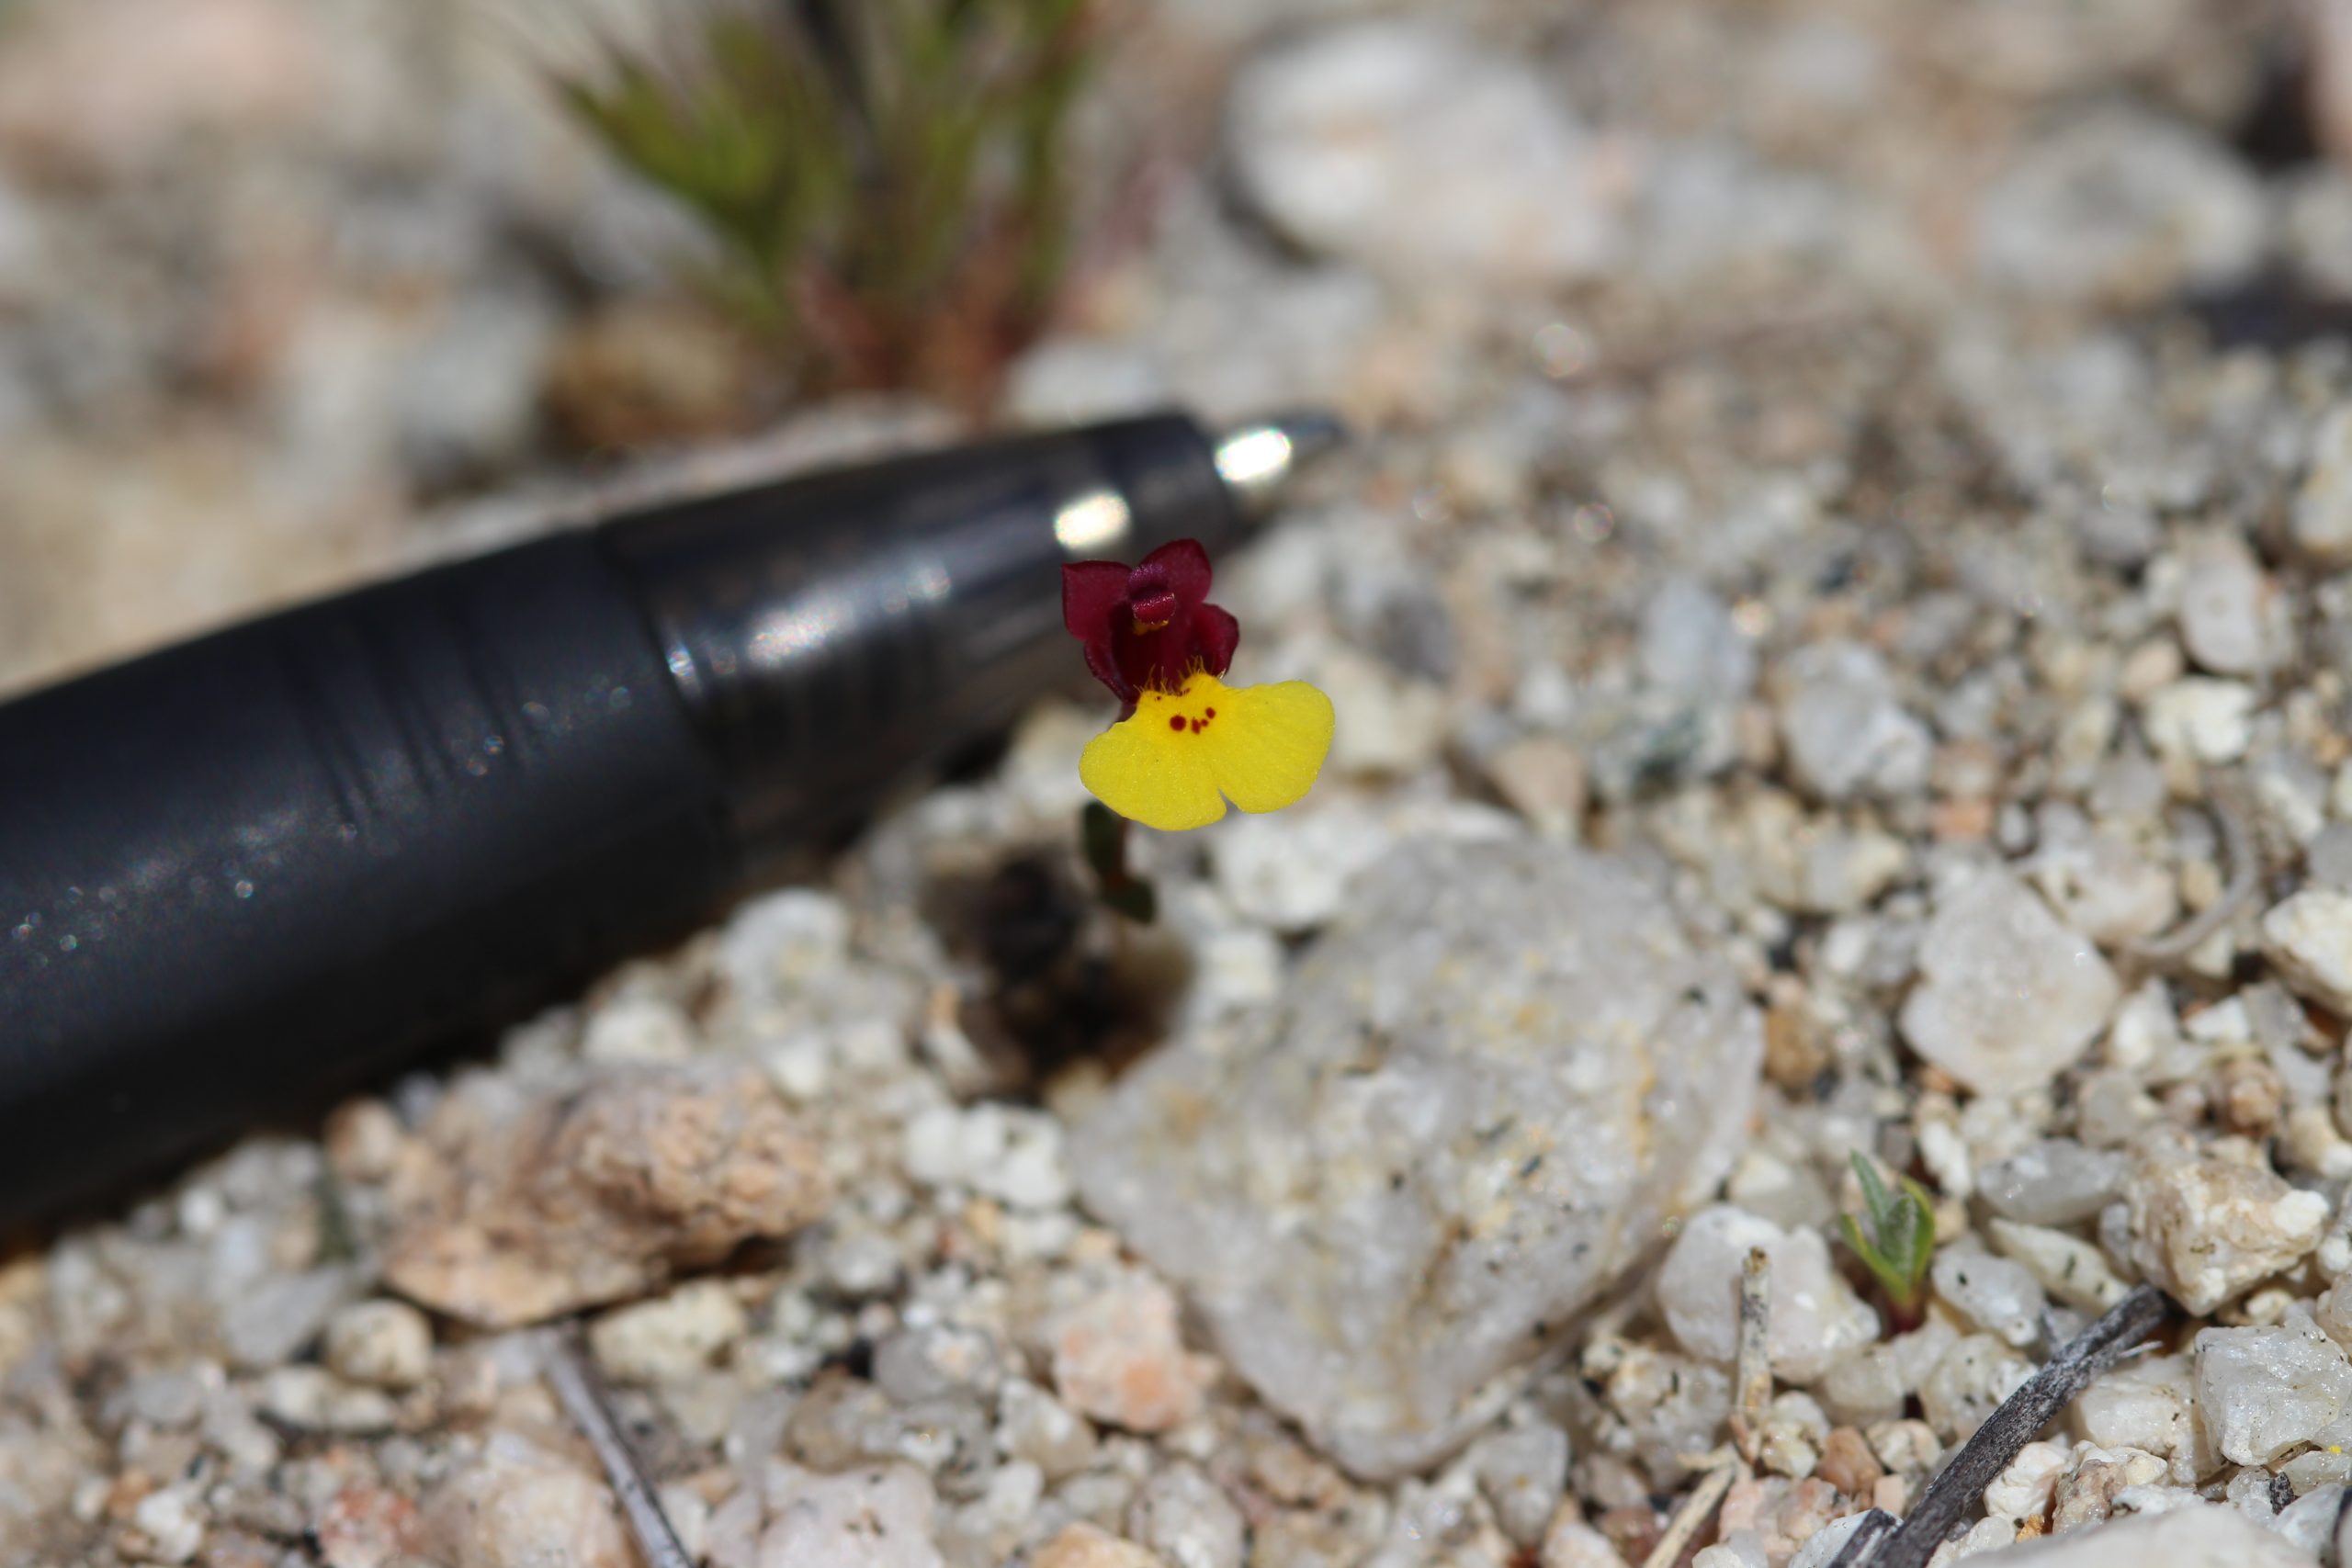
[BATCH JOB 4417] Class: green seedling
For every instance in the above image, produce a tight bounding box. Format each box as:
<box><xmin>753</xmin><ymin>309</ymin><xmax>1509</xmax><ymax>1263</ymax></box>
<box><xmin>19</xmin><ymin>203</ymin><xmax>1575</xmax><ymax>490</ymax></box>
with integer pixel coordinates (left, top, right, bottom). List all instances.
<box><xmin>1080</xmin><ymin>800</ymin><xmax>1156</xmax><ymax>924</ymax></box>
<box><xmin>559</xmin><ymin>0</ymin><xmax>1093</xmax><ymax>405</ymax></box>
<box><xmin>1842</xmin><ymin>1151</ymin><xmax>1935</xmax><ymax>1327</ymax></box>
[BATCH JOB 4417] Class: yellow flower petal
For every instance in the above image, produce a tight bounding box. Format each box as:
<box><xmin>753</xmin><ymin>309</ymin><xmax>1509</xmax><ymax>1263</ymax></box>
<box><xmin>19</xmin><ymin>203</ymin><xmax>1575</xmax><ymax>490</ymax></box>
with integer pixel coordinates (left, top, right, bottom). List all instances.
<box><xmin>1079</xmin><ymin>672</ymin><xmax>1335</xmax><ymax>832</ymax></box>
<box><xmin>1079</xmin><ymin>704</ymin><xmax>1227</xmax><ymax>831</ymax></box>
<box><xmin>1205</xmin><ymin>679</ymin><xmax>1336</xmax><ymax>813</ymax></box>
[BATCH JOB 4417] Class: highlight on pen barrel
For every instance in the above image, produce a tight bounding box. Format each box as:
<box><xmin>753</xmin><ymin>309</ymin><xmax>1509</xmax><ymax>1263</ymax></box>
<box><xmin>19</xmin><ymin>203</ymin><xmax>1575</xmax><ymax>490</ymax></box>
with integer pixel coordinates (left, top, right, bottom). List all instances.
<box><xmin>594</xmin><ymin>412</ymin><xmax>1279</xmax><ymax>847</ymax></box>
<box><xmin>1212</xmin><ymin>411</ymin><xmax>1349</xmax><ymax>521</ymax></box>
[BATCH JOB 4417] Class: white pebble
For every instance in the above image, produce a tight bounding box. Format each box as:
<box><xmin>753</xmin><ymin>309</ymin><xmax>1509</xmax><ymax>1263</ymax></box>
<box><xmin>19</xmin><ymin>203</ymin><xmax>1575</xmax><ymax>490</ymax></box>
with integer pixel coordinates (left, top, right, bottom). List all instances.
<box><xmin>1930</xmin><ymin>1249</ymin><xmax>2046</xmax><ymax>1348</ymax></box>
<box><xmin>1935</xmin><ymin>1517</ymin><xmax>2016</xmax><ymax>1562</ymax></box>
<box><xmin>823</xmin><ymin>1231</ymin><xmax>903</xmax><ymax>1298</ymax></box>
<box><xmin>1787</xmin><ymin>1512</ymin><xmax>1874</xmax><ymax>1568</ymax></box>
<box><xmin>1541</xmin><ymin>1515</ymin><xmax>1636</xmax><ymax>1568</ymax></box>
<box><xmin>980</xmin><ymin>1460</ymin><xmax>1045</xmax><ymax>1526</ymax></box>
<box><xmin>323</xmin><ymin>1299</ymin><xmax>434</xmax><ymax>1390</ymax></box>
<box><xmin>755</xmin><ymin>1462</ymin><xmax>944</xmax><ymax>1568</ymax></box>
<box><xmin>425</xmin><ymin>1437</ymin><xmax>636</xmax><ymax>1568</ymax></box>
<box><xmin>130</xmin><ymin>1485</ymin><xmax>207</xmax><ymax>1565</ymax></box>
<box><xmin>659</xmin><ymin>1485</ymin><xmax>711</xmax><ymax>1563</ymax></box>
<box><xmin>874</xmin><ymin>1324</ymin><xmax>1001</xmax><ymax>1404</ymax></box>
<box><xmin>1982</xmin><ymin>1439</ymin><xmax>2069</xmax><ymax>1522</ymax></box>
<box><xmin>1777</xmin><ymin>641</ymin><xmax>1931</xmax><ymax>803</ymax></box>
<box><xmin>588</xmin><ymin>1280</ymin><xmax>748</xmax><ymax>1385</ymax></box>
<box><xmin>1818</xmin><ymin>1319</ymin><xmax>1958</xmax><ymax>1427</ymax></box>
<box><xmin>1127</xmin><ymin>1463</ymin><xmax>1247</xmax><ymax>1568</ymax></box>
<box><xmin>1486</xmin><ymin>737</ymin><xmax>1589</xmax><ymax>840</ymax></box>
<box><xmin>2026</xmin><ymin>815</ymin><xmax>2177</xmax><ymax>949</ymax></box>
<box><xmin>1657</xmin><ymin>1206</ymin><xmax>1877</xmax><ymax>1382</ymax></box>
<box><xmin>2176</xmin><ymin>530</ymin><xmax>2286</xmax><ymax>677</ymax></box>
<box><xmin>2075</xmin><ymin>1352</ymin><xmax>2195</xmax><ymax>1461</ymax></box>
<box><xmin>1209</xmin><ymin>805</ymin><xmax>1392</xmax><ymax>933</ymax></box>
<box><xmin>2297</xmin><ymin>405</ymin><xmax>2352</xmax><ymax>566</ymax></box>
<box><xmin>2264</xmin><ymin>890</ymin><xmax>2352</xmax><ymax>1016</ymax></box>
<box><xmin>1465</xmin><ymin>1425</ymin><xmax>1570</xmax><ymax>1548</ymax></box>
<box><xmin>1973</xmin><ymin>109</ymin><xmax>2263</xmax><ymax>307</ymax></box>
<box><xmin>2274</xmin><ymin>1480</ymin><xmax>2349</xmax><ymax>1556</ymax></box>
<box><xmin>2124</xmin><ymin>1136</ymin><xmax>2328</xmax><ymax>1314</ymax></box>
<box><xmin>1899</xmin><ymin>870</ymin><xmax>2119</xmax><ymax>1097</ymax></box>
<box><xmin>2195</xmin><ymin>1321</ymin><xmax>2352</xmax><ymax>1464</ymax></box>
<box><xmin>902</xmin><ymin>1103</ymin><xmax>1072</xmax><ymax>1210</ymax></box>
<box><xmin>998</xmin><ymin>1378</ymin><xmax>1098</xmax><ymax>1481</ymax></box>
<box><xmin>2142</xmin><ymin>678</ymin><xmax>2256</xmax><ymax>765</ymax></box>
<box><xmin>1318</xmin><ymin>649</ymin><xmax>1448</xmax><ymax>776</ymax></box>
<box><xmin>581</xmin><ymin>995</ymin><xmax>696</xmax><ymax>1064</ymax></box>
<box><xmin>1976</xmin><ymin>1140</ymin><xmax>2127</xmax><ymax>1226</ymax></box>
<box><xmin>1228</xmin><ymin>20</ymin><xmax>1625</xmax><ymax>287</ymax></box>
<box><xmin>1984</xmin><ymin>1219</ymin><xmax>2127</xmax><ymax>1314</ymax></box>
<box><xmin>1919</xmin><ymin>1334</ymin><xmax>2033</xmax><ymax>1442</ymax></box>
<box><xmin>718</xmin><ymin>889</ymin><xmax>854</xmax><ymax>1009</ymax></box>
<box><xmin>257</xmin><ymin>1366</ymin><xmax>398</xmax><ymax>1434</ymax></box>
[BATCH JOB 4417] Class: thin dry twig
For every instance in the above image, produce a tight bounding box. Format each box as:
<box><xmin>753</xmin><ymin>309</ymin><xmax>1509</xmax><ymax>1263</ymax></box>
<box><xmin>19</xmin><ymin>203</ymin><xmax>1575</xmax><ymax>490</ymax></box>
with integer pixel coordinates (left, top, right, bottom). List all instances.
<box><xmin>1642</xmin><ymin>1451</ymin><xmax>1747</xmax><ymax>1568</ymax></box>
<box><xmin>1869</xmin><ymin>1285</ymin><xmax>2168</xmax><ymax>1568</ymax></box>
<box><xmin>542</xmin><ymin>1329</ymin><xmax>697</xmax><ymax>1568</ymax></box>
<box><xmin>2131</xmin><ymin>773</ymin><xmax>2256</xmax><ymax>967</ymax></box>
<box><xmin>1729</xmin><ymin>1246</ymin><xmax>1773</xmax><ymax>1463</ymax></box>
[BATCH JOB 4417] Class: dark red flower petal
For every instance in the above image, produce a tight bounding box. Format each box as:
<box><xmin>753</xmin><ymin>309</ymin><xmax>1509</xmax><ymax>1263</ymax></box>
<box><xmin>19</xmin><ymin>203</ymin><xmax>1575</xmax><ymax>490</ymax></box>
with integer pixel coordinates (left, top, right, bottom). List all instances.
<box><xmin>1082</xmin><ymin>637</ymin><xmax>1133</xmax><ymax>706</ymax></box>
<box><xmin>1063</xmin><ymin>540</ymin><xmax>1242</xmax><ymax>709</ymax></box>
<box><xmin>1109</xmin><ymin>620</ymin><xmax>1169</xmax><ymax>698</ymax></box>
<box><xmin>1193</xmin><ymin>604</ymin><xmax>1239</xmax><ymax>675</ymax></box>
<box><xmin>1136</xmin><ymin>538</ymin><xmax>1212</xmax><ymax>607</ymax></box>
<box><xmin>1062</xmin><ymin>560</ymin><xmax>1131</xmax><ymax>640</ymax></box>
<box><xmin>1129</xmin><ymin>587</ymin><xmax>1181</xmax><ymax>629</ymax></box>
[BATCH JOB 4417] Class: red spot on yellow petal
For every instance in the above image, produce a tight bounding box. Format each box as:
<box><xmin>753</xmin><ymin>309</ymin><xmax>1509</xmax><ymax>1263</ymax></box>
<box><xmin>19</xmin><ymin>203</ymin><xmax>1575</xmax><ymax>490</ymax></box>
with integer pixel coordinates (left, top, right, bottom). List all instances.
<box><xmin>1169</xmin><ymin>715</ymin><xmax>1186</xmax><ymax>731</ymax></box>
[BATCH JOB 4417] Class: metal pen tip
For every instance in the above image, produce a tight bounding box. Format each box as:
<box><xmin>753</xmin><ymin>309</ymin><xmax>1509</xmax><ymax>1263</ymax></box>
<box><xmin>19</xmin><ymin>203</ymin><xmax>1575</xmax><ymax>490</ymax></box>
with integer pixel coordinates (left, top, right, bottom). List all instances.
<box><xmin>1214</xmin><ymin>410</ymin><xmax>1349</xmax><ymax>522</ymax></box>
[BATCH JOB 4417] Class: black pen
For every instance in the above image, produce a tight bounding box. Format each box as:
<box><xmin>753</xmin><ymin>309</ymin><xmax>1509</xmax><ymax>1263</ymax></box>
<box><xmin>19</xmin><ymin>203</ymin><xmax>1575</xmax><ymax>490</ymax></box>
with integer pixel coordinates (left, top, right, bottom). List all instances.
<box><xmin>0</xmin><ymin>410</ymin><xmax>1339</xmax><ymax>1225</ymax></box>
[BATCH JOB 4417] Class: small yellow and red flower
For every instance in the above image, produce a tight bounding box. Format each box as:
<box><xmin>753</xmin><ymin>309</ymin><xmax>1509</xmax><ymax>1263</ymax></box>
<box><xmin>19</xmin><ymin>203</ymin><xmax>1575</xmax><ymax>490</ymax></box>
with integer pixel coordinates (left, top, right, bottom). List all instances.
<box><xmin>1062</xmin><ymin>540</ymin><xmax>1332</xmax><ymax>831</ymax></box>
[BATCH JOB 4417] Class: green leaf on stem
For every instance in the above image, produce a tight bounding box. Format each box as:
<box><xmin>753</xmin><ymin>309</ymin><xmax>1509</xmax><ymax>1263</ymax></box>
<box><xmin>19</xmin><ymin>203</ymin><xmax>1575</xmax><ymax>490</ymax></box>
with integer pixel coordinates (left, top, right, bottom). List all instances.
<box><xmin>1080</xmin><ymin>800</ymin><xmax>1156</xmax><ymax>925</ymax></box>
<box><xmin>1841</xmin><ymin>1151</ymin><xmax>1937</xmax><ymax>1317</ymax></box>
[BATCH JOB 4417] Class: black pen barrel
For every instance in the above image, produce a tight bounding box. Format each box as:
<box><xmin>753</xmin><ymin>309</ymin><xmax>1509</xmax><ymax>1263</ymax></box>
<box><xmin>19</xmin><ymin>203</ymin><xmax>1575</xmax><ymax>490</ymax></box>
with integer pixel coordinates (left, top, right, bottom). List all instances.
<box><xmin>0</xmin><ymin>532</ymin><xmax>735</xmax><ymax>1223</ymax></box>
<box><xmin>0</xmin><ymin>412</ymin><xmax>1242</xmax><ymax>1224</ymax></box>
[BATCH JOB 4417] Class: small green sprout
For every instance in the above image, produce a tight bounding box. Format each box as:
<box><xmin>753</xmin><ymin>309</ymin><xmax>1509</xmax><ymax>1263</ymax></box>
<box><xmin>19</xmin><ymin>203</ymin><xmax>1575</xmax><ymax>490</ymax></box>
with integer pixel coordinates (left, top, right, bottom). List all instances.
<box><xmin>1080</xmin><ymin>800</ymin><xmax>1156</xmax><ymax>924</ymax></box>
<box><xmin>1841</xmin><ymin>1152</ymin><xmax>1936</xmax><ymax>1325</ymax></box>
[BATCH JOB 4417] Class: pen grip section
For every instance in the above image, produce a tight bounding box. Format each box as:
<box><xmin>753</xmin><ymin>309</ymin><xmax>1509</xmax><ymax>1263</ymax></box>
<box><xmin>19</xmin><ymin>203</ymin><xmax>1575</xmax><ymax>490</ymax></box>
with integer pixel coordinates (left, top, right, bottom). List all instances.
<box><xmin>0</xmin><ymin>533</ymin><xmax>733</xmax><ymax>1222</ymax></box>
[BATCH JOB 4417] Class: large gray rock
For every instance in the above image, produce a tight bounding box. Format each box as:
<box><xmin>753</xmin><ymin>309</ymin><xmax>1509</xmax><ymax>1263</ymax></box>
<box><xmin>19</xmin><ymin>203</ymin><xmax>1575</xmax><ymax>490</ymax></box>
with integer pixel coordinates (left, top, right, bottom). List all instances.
<box><xmin>1072</xmin><ymin>841</ymin><xmax>1762</xmax><ymax>1478</ymax></box>
<box><xmin>1964</xmin><ymin>1504</ymin><xmax>2308</xmax><ymax>1566</ymax></box>
<box><xmin>2194</xmin><ymin>1321</ymin><xmax>2352</xmax><ymax>1465</ymax></box>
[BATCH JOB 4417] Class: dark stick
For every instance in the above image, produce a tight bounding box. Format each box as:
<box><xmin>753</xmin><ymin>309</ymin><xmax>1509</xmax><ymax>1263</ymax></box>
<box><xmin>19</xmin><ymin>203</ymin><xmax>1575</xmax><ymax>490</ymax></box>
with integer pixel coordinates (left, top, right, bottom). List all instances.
<box><xmin>1867</xmin><ymin>1285</ymin><xmax>2168</xmax><ymax>1568</ymax></box>
<box><xmin>542</xmin><ymin>1330</ymin><xmax>696</xmax><ymax>1568</ymax></box>
<box><xmin>1824</xmin><ymin>1508</ymin><xmax>1899</xmax><ymax>1568</ymax></box>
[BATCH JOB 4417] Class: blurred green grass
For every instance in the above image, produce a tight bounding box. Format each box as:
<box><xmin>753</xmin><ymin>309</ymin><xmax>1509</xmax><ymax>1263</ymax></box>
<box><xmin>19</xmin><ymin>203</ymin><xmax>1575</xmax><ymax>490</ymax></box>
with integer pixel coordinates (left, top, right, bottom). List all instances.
<box><xmin>562</xmin><ymin>0</ymin><xmax>1092</xmax><ymax>409</ymax></box>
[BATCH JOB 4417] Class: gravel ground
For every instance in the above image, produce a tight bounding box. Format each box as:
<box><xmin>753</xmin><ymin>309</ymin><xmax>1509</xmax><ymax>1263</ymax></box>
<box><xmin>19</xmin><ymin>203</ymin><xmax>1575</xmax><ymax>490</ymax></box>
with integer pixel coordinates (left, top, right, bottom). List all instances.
<box><xmin>20</xmin><ymin>0</ymin><xmax>2352</xmax><ymax>1565</ymax></box>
